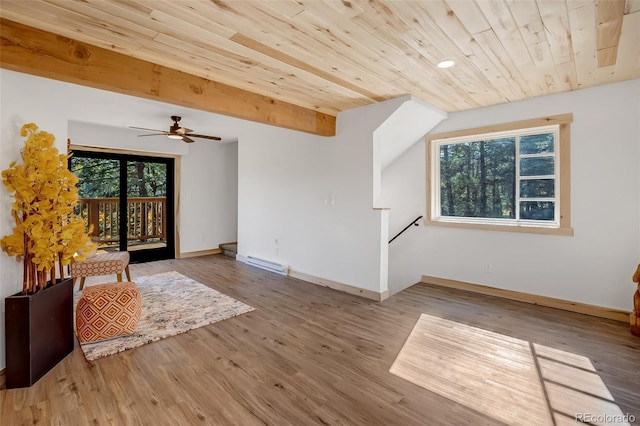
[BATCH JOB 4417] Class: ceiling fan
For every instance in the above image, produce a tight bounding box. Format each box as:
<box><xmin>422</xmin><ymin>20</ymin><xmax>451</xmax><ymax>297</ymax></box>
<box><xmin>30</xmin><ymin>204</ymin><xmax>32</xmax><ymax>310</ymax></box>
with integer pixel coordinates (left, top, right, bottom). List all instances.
<box><xmin>129</xmin><ymin>116</ymin><xmax>222</xmax><ymax>143</ymax></box>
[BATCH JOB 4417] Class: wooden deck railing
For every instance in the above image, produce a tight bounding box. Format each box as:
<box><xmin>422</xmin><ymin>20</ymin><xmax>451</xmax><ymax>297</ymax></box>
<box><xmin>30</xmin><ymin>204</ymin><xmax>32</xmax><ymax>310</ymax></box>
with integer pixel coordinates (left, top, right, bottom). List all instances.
<box><xmin>76</xmin><ymin>197</ymin><xmax>167</xmax><ymax>245</ymax></box>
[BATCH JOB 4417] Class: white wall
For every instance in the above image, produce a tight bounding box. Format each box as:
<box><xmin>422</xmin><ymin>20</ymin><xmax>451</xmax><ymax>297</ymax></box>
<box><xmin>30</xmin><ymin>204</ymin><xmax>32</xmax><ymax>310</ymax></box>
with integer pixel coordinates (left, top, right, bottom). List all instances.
<box><xmin>180</xmin><ymin>140</ymin><xmax>238</xmax><ymax>252</ymax></box>
<box><xmin>237</xmin><ymin>95</ymin><xmax>443</xmax><ymax>296</ymax></box>
<box><xmin>237</xmin><ymin>98</ymin><xmax>409</xmax><ymax>293</ymax></box>
<box><xmin>0</xmin><ymin>69</ymin><xmax>239</xmax><ymax>369</ymax></box>
<box><xmin>383</xmin><ymin>141</ymin><xmax>428</xmax><ymax>295</ymax></box>
<box><xmin>374</xmin><ymin>96</ymin><xmax>447</xmax><ymax>208</ymax></box>
<box><xmin>378</xmin><ymin>97</ymin><xmax>447</xmax><ymax>170</ymax></box>
<box><xmin>384</xmin><ymin>79</ymin><xmax>640</xmax><ymax>310</ymax></box>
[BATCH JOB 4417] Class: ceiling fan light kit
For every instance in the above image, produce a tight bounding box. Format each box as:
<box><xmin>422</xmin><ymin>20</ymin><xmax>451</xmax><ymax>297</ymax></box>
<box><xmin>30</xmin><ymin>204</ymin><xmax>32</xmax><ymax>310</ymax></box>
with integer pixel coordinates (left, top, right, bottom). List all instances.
<box><xmin>129</xmin><ymin>116</ymin><xmax>222</xmax><ymax>143</ymax></box>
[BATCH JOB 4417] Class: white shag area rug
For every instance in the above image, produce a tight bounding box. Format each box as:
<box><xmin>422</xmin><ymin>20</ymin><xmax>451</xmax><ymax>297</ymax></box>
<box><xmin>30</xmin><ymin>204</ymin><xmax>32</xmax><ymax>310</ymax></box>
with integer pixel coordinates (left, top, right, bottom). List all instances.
<box><xmin>73</xmin><ymin>271</ymin><xmax>255</xmax><ymax>362</ymax></box>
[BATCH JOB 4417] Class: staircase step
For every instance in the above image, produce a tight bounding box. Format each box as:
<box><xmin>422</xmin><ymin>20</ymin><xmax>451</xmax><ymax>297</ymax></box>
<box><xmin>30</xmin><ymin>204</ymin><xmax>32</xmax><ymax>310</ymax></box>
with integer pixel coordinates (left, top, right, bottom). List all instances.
<box><xmin>219</xmin><ymin>242</ymin><xmax>237</xmax><ymax>258</ymax></box>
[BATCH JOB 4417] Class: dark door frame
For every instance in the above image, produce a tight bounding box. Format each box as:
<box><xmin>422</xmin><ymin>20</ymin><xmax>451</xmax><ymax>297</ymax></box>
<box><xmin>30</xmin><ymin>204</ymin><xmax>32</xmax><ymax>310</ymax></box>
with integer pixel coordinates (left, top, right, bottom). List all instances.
<box><xmin>70</xmin><ymin>150</ymin><xmax>176</xmax><ymax>263</ymax></box>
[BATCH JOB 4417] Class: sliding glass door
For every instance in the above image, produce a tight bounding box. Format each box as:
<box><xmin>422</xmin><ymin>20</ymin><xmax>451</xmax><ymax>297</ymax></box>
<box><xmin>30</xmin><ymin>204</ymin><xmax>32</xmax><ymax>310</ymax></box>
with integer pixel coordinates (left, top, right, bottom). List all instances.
<box><xmin>70</xmin><ymin>150</ymin><xmax>175</xmax><ymax>263</ymax></box>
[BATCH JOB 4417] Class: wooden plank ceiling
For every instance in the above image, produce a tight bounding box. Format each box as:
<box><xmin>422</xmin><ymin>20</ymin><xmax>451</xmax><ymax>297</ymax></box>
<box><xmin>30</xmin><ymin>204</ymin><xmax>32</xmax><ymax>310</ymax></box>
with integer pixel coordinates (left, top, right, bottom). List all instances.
<box><xmin>1</xmin><ymin>0</ymin><xmax>639</xmax><ymax>118</ymax></box>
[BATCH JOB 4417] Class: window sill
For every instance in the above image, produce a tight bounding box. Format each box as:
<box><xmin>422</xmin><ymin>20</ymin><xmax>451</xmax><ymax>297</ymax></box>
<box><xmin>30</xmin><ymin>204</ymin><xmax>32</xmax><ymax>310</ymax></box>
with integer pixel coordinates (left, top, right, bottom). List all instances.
<box><xmin>425</xmin><ymin>218</ymin><xmax>574</xmax><ymax>236</ymax></box>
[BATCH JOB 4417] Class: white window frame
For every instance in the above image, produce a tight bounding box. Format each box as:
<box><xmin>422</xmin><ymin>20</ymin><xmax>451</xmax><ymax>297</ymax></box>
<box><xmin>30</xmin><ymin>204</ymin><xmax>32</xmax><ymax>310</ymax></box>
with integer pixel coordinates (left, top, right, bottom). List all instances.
<box><xmin>426</xmin><ymin>114</ymin><xmax>573</xmax><ymax>236</ymax></box>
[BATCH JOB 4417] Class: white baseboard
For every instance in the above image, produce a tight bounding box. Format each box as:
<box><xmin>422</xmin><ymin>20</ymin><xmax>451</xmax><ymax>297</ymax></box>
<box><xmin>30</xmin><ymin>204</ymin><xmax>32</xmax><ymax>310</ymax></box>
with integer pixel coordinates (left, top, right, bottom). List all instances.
<box><xmin>421</xmin><ymin>275</ymin><xmax>630</xmax><ymax>323</ymax></box>
<box><xmin>290</xmin><ymin>270</ymin><xmax>389</xmax><ymax>302</ymax></box>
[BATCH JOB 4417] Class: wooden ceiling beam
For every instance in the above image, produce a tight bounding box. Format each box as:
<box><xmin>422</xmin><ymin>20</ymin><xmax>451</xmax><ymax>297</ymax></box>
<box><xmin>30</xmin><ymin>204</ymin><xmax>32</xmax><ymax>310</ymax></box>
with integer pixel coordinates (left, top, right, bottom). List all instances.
<box><xmin>0</xmin><ymin>18</ymin><xmax>336</xmax><ymax>136</ymax></box>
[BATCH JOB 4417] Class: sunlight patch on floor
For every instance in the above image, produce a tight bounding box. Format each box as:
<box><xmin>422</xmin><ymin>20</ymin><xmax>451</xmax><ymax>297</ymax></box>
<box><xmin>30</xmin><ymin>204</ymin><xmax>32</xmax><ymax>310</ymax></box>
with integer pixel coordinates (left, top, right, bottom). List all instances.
<box><xmin>390</xmin><ymin>314</ymin><xmax>631</xmax><ymax>425</ymax></box>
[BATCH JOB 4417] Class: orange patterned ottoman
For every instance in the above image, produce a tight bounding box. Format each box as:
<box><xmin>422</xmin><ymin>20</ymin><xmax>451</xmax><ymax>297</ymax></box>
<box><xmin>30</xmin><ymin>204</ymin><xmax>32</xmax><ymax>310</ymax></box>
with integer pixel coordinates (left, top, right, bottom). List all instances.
<box><xmin>76</xmin><ymin>282</ymin><xmax>142</xmax><ymax>343</ymax></box>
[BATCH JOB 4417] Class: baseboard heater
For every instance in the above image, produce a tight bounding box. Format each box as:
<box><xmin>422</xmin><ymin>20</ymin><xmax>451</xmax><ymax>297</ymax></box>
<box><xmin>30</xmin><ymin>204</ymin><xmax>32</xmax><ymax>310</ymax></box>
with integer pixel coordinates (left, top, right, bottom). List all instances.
<box><xmin>245</xmin><ymin>256</ymin><xmax>289</xmax><ymax>275</ymax></box>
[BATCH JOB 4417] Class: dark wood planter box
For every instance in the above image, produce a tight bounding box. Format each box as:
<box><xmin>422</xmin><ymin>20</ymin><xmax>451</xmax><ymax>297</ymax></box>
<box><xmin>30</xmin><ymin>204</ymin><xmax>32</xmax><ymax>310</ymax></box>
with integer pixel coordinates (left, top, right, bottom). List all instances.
<box><xmin>5</xmin><ymin>277</ymin><xmax>74</xmax><ymax>389</ymax></box>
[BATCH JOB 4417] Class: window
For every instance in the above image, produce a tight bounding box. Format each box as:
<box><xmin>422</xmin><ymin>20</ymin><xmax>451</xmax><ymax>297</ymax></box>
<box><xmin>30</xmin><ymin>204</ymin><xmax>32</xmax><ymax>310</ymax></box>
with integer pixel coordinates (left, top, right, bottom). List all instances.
<box><xmin>426</xmin><ymin>114</ymin><xmax>573</xmax><ymax>236</ymax></box>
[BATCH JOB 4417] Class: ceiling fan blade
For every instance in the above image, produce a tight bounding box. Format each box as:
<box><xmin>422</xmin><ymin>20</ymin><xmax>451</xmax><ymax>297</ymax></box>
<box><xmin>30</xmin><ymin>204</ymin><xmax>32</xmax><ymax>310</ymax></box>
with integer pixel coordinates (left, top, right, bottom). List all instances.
<box><xmin>137</xmin><ymin>133</ymin><xmax>168</xmax><ymax>137</ymax></box>
<box><xmin>129</xmin><ymin>126</ymin><xmax>165</xmax><ymax>132</ymax></box>
<box><xmin>188</xmin><ymin>133</ymin><xmax>222</xmax><ymax>141</ymax></box>
<box><xmin>133</xmin><ymin>118</ymin><xmax>219</xmax><ymax>142</ymax></box>
<box><xmin>176</xmin><ymin>127</ymin><xmax>193</xmax><ymax>134</ymax></box>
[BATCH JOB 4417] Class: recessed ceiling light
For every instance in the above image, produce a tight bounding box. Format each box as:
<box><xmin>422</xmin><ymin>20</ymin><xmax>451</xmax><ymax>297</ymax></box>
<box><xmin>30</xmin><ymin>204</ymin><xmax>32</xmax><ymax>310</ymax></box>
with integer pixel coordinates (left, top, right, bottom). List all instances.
<box><xmin>437</xmin><ymin>60</ymin><xmax>455</xmax><ymax>69</ymax></box>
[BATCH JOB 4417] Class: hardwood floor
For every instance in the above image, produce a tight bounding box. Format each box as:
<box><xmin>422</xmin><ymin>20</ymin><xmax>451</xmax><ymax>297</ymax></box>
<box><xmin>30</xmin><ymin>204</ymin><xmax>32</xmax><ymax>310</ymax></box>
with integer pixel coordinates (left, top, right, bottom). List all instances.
<box><xmin>1</xmin><ymin>255</ymin><xmax>639</xmax><ymax>425</ymax></box>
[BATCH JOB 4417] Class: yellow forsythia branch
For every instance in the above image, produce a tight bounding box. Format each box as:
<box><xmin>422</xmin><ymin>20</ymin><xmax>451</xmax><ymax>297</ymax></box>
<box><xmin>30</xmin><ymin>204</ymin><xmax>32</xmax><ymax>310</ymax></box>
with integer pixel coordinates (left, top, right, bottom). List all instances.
<box><xmin>1</xmin><ymin>123</ymin><xmax>97</xmax><ymax>294</ymax></box>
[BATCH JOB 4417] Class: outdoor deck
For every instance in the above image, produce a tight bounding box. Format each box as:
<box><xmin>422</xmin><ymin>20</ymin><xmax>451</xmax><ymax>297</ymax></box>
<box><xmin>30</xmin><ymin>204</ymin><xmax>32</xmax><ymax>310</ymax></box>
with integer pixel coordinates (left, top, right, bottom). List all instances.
<box><xmin>77</xmin><ymin>197</ymin><xmax>167</xmax><ymax>250</ymax></box>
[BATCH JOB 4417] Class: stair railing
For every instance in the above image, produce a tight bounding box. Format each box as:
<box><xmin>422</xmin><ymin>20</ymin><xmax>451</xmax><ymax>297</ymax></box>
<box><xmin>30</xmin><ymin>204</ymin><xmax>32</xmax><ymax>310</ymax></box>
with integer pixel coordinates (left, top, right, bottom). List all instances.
<box><xmin>389</xmin><ymin>215</ymin><xmax>423</xmax><ymax>244</ymax></box>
